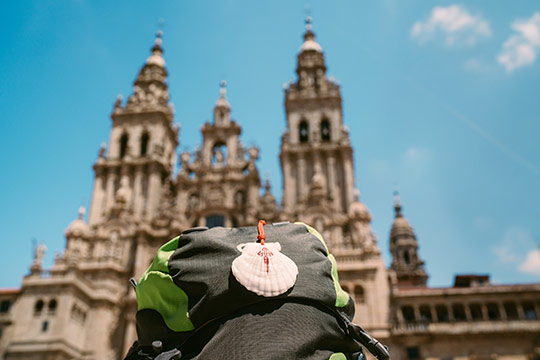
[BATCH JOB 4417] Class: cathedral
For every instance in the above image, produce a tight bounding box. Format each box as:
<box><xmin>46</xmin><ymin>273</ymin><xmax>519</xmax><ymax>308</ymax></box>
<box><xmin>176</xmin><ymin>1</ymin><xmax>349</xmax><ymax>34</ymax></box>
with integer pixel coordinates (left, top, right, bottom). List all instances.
<box><xmin>0</xmin><ymin>19</ymin><xmax>539</xmax><ymax>360</ymax></box>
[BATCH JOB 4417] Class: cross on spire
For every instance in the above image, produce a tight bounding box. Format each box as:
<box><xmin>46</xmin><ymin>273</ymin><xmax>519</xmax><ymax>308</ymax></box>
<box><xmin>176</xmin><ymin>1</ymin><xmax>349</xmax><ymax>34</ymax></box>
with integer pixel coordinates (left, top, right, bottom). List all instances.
<box><xmin>393</xmin><ymin>187</ymin><xmax>402</xmax><ymax>217</ymax></box>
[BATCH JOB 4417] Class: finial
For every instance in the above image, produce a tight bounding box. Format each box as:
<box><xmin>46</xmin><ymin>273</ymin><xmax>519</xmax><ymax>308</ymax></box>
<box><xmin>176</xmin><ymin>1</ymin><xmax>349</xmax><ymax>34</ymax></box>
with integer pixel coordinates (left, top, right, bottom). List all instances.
<box><xmin>264</xmin><ymin>171</ymin><xmax>271</xmax><ymax>192</ymax></box>
<box><xmin>304</xmin><ymin>5</ymin><xmax>312</xmax><ymax>31</ymax></box>
<box><xmin>219</xmin><ymin>80</ymin><xmax>227</xmax><ymax>97</ymax></box>
<box><xmin>302</xmin><ymin>10</ymin><xmax>316</xmax><ymax>42</ymax></box>
<box><xmin>114</xmin><ymin>93</ymin><xmax>123</xmax><ymax>109</ymax></box>
<box><xmin>155</xmin><ymin>18</ymin><xmax>165</xmax><ymax>47</ymax></box>
<box><xmin>151</xmin><ymin>20</ymin><xmax>164</xmax><ymax>54</ymax></box>
<box><xmin>305</xmin><ymin>15</ymin><xmax>312</xmax><ymax>31</ymax></box>
<box><xmin>353</xmin><ymin>188</ymin><xmax>360</xmax><ymax>201</ymax></box>
<box><xmin>155</xmin><ymin>30</ymin><xmax>163</xmax><ymax>46</ymax></box>
<box><xmin>78</xmin><ymin>205</ymin><xmax>86</xmax><ymax>220</ymax></box>
<box><xmin>393</xmin><ymin>186</ymin><xmax>402</xmax><ymax>217</ymax></box>
<box><xmin>99</xmin><ymin>141</ymin><xmax>106</xmax><ymax>158</ymax></box>
<box><xmin>147</xmin><ymin>25</ymin><xmax>166</xmax><ymax>66</ymax></box>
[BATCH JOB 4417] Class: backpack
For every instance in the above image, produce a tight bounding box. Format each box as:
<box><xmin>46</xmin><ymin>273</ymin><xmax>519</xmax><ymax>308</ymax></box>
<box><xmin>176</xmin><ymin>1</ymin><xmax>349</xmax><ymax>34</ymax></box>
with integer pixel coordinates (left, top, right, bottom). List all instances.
<box><xmin>125</xmin><ymin>221</ymin><xmax>389</xmax><ymax>360</ymax></box>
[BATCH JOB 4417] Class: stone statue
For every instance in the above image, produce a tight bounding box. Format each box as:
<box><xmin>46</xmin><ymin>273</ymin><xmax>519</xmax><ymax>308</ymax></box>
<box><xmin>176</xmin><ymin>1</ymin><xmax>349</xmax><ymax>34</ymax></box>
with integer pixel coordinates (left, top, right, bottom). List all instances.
<box><xmin>32</xmin><ymin>243</ymin><xmax>47</xmax><ymax>269</ymax></box>
<box><xmin>215</xmin><ymin>148</ymin><xmax>224</xmax><ymax>167</ymax></box>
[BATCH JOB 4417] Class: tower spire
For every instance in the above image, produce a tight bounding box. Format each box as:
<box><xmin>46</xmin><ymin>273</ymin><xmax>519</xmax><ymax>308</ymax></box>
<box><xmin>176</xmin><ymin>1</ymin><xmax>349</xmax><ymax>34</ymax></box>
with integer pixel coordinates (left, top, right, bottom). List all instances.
<box><xmin>389</xmin><ymin>192</ymin><xmax>428</xmax><ymax>287</ymax></box>
<box><xmin>300</xmin><ymin>15</ymin><xmax>322</xmax><ymax>52</ymax></box>
<box><xmin>146</xmin><ymin>29</ymin><xmax>165</xmax><ymax>67</ymax></box>
<box><xmin>214</xmin><ymin>80</ymin><xmax>231</xmax><ymax>125</ymax></box>
<box><xmin>393</xmin><ymin>188</ymin><xmax>403</xmax><ymax>218</ymax></box>
<box><xmin>122</xmin><ymin>29</ymin><xmax>171</xmax><ymax>115</ymax></box>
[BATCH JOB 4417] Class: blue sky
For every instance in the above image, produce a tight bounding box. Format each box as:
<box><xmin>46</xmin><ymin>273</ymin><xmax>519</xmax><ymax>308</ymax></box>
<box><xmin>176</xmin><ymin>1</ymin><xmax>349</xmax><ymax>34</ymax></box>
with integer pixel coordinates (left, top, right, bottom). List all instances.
<box><xmin>1</xmin><ymin>1</ymin><xmax>539</xmax><ymax>288</ymax></box>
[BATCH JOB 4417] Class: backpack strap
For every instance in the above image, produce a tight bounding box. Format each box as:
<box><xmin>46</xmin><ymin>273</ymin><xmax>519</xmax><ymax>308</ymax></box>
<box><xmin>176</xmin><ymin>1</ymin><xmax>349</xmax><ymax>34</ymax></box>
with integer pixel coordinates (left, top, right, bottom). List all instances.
<box><xmin>329</xmin><ymin>308</ymin><xmax>390</xmax><ymax>360</ymax></box>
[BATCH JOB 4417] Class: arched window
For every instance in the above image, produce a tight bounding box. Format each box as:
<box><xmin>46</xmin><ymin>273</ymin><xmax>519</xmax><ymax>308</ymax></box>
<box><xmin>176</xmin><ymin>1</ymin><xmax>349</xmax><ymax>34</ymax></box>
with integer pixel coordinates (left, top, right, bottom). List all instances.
<box><xmin>41</xmin><ymin>320</ymin><xmax>48</xmax><ymax>332</ymax></box>
<box><xmin>48</xmin><ymin>299</ymin><xmax>57</xmax><ymax>314</ymax></box>
<box><xmin>403</xmin><ymin>250</ymin><xmax>410</xmax><ymax>265</ymax></box>
<box><xmin>212</xmin><ymin>143</ymin><xmax>227</xmax><ymax>166</ymax></box>
<box><xmin>435</xmin><ymin>305</ymin><xmax>449</xmax><ymax>322</ymax></box>
<box><xmin>0</xmin><ymin>300</ymin><xmax>11</xmax><ymax>313</ymax></box>
<box><xmin>452</xmin><ymin>304</ymin><xmax>466</xmax><ymax>321</ymax></box>
<box><xmin>402</xmin><ymin>306</ymin><xmax>416</xmax><ymax>323</ymax></box>
<box><xmin>34</xmin><ymin>299</ymin><xmax>44</xmax><ymax>315</ymax></box>
<box><xmin>354</xmin><ymin>285</ymin><xmax>365</xmax><ymax>304</ymax></box>
<box><xmin>469</xmin><ymin>303</ymin><xmax>483</xmax><ymax>320</ymax></box>
<box><xmin>119</xmin><ymin>133</ymin><xmax>129</xmax><ymax>159</ymax></box>
<box><xmin>299</xmin><ymin>121</ymin><xmax>309</xmax><ymax>143</ymax></box>
<box><xmin>218</xmin><ymin>110</ymin><xmax>225</xmax><ymax>123</ymax></box>
<box><xmin>321</xmin><ymin>119</ymin><xmax>331</xmax><ymax>141</ymax></box>
<box><xmin>419</xmin><ymin>305</ymin><xmax>432</xmax><ymax>323</ymax></box>
<box><xmin>234</xmin><ymin>190</ymin><xmax>246</xmax><ymax>209</ymax></box>
<box><xmin>140</xmin><ymin>132</ymin><xmax>150</xmax><ymax>156</ymax></box>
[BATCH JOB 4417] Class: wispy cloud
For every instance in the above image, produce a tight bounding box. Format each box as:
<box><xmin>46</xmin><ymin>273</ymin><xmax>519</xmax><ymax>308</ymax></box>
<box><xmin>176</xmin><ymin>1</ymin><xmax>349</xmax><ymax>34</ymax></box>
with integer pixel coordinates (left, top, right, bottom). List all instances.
<box><xmin>493</xmin><ymin>226</ymin><xmax>540</xmax><ymax>275</ymax></box>
<box><xmin>497</xmin><ymin>13</ymin><xmax>540</xmax><ymax>72</ymax></box>
<box><xmin>493</xmin><ymin>247</ymin><xmax>521</xmax><ymax>264</ymax></box>
<box><xmin>463</xmin><ymin>57</ymin><xmax>498</xmax><ymax>74</ymax></box>
<box><xmin>519</xmin><ymin>249</ymin><xmax>540</xmax><ymax>275</ymax></box>
<box><xmin>411</xmin><ymin>5</ymin><xmax>491</xmax><ymax>47</ymax></box>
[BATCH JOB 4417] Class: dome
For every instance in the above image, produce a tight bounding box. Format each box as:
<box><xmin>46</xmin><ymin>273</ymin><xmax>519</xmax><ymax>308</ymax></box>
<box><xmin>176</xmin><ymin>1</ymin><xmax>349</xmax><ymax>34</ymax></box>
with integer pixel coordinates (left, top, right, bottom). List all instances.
<box><xmin>390</xmin><ymin>217</ymin><xmax>414</xmax><ymax>239</ymax></box>
<box><xmin>300</xmin><ymin>16</ymin><xmax>323</xmax><ymax>53</ymax></box>
<box><xmin>146</xmin><ymin>53</ymin><xmax>165</xmax><ymax>67</ymax></box>
<box><xmin>348</xmin><ymin>201</ymin><xmax>371</xmax><ymax>221</ymax></box>
<box><xmin>65</xmin><ymin>206</ymin><xmax>89</xmax><ymax>238</ymax></box>
<box><xmin>299</xmin><ymin>39</ymin><xmax>322</xmax><ymax>53</ymax></box>
<box><xmin>146</xmin><ymin>30</ymin><xmax>166</xmax><ymax>67</ymax></box>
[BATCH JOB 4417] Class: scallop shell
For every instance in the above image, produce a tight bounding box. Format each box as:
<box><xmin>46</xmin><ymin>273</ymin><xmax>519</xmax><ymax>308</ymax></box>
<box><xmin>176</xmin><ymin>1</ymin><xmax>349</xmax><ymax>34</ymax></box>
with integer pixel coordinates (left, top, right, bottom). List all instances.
<box><xmin>231</xmin><ymin>242</ymin><xmax>298</xmax><ymax>297</ymax></box>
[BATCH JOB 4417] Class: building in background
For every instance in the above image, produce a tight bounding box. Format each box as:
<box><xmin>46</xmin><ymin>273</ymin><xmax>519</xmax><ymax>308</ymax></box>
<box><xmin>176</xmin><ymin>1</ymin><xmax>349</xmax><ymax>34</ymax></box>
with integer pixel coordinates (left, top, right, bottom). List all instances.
<box><xmin>0</xmin><ymin>19</ymin><xmax>538</xmax><ymax>360</ymax></box>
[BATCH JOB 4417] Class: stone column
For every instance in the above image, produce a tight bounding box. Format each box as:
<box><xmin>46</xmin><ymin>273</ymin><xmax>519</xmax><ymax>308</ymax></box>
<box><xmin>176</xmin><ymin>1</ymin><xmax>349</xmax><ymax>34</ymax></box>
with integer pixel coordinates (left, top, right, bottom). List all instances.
<box><xmin>121</xmin><ymin>164</ymin><xmax>132</xmax><ymax>204</ymax></box>
<box><xmin>133</xmin><ymin>237</ymin><xmax>146</xmax><ymax>279</ymax></box>
<box><xmin>281</xmin><ymin>153</ymin><xmax>292</xmax><ymax>213</ymax></box>
<box><xmin>413</xmin><ymin>305</ymin><xmax>421</xmax><ymax>324</ymax></box>
<box><xmin>88</xmin><ymin>172</ymin><xmax>105</xmax><ymax>226</ymax></box>
<box><xmin>133</xmin><ymin>167</ymin><xmax>144</xmax><ymax>218</ymax></box>
<box><xmin>226</xmin><ymin>135</ymin><xmax>237</xmax><ymax>165</ymax></box>
<box><xmin>498</xmin><ymin>302</ymin><xmax>507</xmax><ymax>321</ymax></box>
<box><xmin>447</xmin><ymin>304</ymin><xmax>455</xmax><ymax>322</ymax></box>
<box><xmin>481</xmin><ymin>303</ymin><xmax>489</xmax><ymax>321</ymax></box>
<box><xmin>464</xmin><ymin>303</ymin><xmax>472</xmax><ymax>321</ymax></box>
<box><xmin>396</xmin><ymin>307</ymin><xmax>405</xmax><ymax>324</ymax></box>
<box><xmin>106</xmin><ymin>171</ymin><xmax>117</xmax><ymax>212</ymax></box>
<box><xmin>430</xmin><ymin>306</ymin><xmax>437</xmax><ymax>323</ymax></box>
<box><xmin>146</xmin><ymin>164</ymin><xmax>161</xmax><ymax>220</ymax></box>
<box><xmin>516</xmin><ymin>302</ymin><xmax>525</xmax><ymax>320</ymax></box>
<box><xmin>123</xmin><ymin>318</ymin><xmax>137</xmax><ymax>355</ymax></box>
<box><xmin>298</xmin><ymin>154</ymin><xmax>306</xmax><ymax>202</ymax></box>
<box><xmin>343</xmin><ymin>151</ymin><xmax>354</xmax><ymax>210</ymax></box>
<box><xmin>326</xmin><ymin>154</ymin><xmax>338</xmax><ymax>209</ymax></box>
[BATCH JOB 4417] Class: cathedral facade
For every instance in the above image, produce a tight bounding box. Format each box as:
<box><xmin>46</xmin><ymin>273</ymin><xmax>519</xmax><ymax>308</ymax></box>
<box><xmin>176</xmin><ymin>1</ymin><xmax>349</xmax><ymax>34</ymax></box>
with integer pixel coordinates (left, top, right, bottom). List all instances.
<box><xmin>0</xmin><ymin>20</ymin><xmax>539</xmax><ymax>360</ymax></box>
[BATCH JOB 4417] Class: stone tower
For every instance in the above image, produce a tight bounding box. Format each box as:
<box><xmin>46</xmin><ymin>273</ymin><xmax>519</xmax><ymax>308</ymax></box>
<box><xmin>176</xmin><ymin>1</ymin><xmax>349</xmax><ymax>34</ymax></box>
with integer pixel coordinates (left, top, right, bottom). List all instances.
<box><xmin>1</xmin><ymin>31</ymin><xmax>181</xmax><ymax>360</ymax></box>
<box><xmin>279</xmin><ymin>17</ymin><xmax>390</xmax><ymax>335</ymax></box>
<box><xmin>389</xmin><ymin>192</ymin><xmax>428</xmax><ymax>287</ymax></box>
<box><xmin>89</xmin><ymin>30</ymin><xmax>178</xmax><ymax>227</ymax></box>
<box><xmin>176</xmin><ymin>81</ymin><xmax>278</xmax><ymax>228</ymax></box>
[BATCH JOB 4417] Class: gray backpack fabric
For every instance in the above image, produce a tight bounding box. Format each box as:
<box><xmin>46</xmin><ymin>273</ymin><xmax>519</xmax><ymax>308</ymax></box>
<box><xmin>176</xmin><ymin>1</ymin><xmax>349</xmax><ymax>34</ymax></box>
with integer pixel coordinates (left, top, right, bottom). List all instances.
<box><xmin>126</xmin><ymin>222</ymin><xmax>389</xmax><ymax>360</ymax></box>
